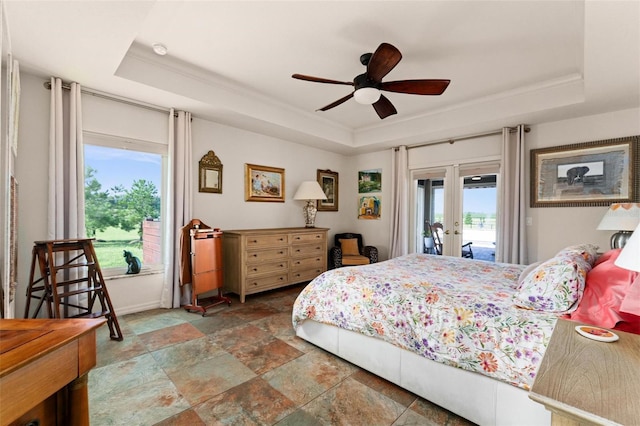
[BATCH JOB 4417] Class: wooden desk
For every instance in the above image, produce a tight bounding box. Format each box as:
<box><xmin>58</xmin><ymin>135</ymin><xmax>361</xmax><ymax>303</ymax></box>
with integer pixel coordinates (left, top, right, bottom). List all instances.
<box><xmin>530</xmin><ymin>319</ymin><xmax>640</xmax><ymax>425</ymax></box>
<box><xmin>0</xmin><ymin>318</ymin><xmax>105</xmax><ymax>426</ymax></box>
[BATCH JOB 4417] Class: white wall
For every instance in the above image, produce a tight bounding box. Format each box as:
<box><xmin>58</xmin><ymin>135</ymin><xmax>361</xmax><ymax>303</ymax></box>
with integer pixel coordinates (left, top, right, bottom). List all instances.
<box><xmin>525</xmin><ymin>108</ymin><xmax>640</xmax><ymax>261</ymax></box>
<box><xmin>13</xmin><ymin>70</ymin><xmax>640</xmax><ymax>316</ymax></box>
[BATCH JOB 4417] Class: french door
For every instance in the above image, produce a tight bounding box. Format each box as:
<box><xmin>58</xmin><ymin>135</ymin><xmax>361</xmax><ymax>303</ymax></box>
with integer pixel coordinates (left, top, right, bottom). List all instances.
<box><xmin>412</xmin><ymin>162</ymin><xmax>499</xmax><ymax>258</ymax></box>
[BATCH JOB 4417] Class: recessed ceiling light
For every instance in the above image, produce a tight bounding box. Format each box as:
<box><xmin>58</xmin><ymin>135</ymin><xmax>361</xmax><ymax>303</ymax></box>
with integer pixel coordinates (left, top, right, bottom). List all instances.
<box><xmin>152</xmin><ymin>43</ymin><xmax>168</xmax><ymax>56</ymax></box>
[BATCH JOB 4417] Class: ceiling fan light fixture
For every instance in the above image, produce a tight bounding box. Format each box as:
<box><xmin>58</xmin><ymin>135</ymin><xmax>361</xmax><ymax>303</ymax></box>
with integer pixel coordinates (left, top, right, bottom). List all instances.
<box><xmin>353</xmin><ymin>87</ymin><xmax>381</xmax><ymax>105</ymax></box>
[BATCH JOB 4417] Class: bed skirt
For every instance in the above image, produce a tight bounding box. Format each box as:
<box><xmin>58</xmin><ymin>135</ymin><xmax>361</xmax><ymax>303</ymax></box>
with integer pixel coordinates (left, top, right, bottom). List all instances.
<box><xmin>296</xmin><ymin>319</ymin><xmax>551</xmax><ymax>426</ymax></box>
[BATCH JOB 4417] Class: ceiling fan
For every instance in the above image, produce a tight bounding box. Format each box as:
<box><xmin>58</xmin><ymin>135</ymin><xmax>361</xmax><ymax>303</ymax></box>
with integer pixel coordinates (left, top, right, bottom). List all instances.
<box><xmin>292</xmin><ymin>42</ymin><xmax>450</xmax><ymax>119</ymax></box>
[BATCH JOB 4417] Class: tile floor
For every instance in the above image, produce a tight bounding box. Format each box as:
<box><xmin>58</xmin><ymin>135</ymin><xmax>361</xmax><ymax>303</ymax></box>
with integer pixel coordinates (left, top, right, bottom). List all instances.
<box><xmin>90</xmin><ymin>284</ymin><xmax>475</xmax><ymax>425</ymax></box>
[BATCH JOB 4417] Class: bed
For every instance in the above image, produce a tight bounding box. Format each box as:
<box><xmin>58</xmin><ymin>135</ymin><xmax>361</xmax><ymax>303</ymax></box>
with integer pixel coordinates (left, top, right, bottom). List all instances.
<box><xmin>292</xmin><ymin>247</ymin><xmax>599</xmax><ymax>425</ymax></box>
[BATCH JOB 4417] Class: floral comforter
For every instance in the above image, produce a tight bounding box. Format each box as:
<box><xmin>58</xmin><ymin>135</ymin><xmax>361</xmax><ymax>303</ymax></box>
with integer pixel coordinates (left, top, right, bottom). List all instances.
<box><xmin>292</xmin><ymin>253</ymin><xmax>559</xmax><ymax>390</ymax></box>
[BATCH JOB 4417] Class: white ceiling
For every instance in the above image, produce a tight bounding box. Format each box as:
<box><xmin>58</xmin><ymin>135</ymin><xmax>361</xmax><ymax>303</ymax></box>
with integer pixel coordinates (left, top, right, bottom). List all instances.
<box><xmin>4</xmin><ymin>1</ymin><xmax>639</xmax><ymax>154</ymax></box>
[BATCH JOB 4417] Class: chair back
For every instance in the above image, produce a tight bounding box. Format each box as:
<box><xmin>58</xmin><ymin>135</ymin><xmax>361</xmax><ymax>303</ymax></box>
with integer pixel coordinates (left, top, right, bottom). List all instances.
<box><xmin>431</xmin><ymin>223</ymin><xmax>444</xmax><ymax>255</ymax></box>
<box><xmin>334</xmin><ymin>233</ymin><xmax>364</xmax><ymax>254</ymax></box>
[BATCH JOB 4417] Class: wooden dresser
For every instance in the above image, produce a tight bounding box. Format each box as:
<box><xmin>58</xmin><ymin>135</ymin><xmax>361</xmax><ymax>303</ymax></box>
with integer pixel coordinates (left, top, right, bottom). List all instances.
<box><xmin>222</xmin><ymin>227</ymin><xmax>328</xmax><ymax>302</ymax></box>
<box><xmin>530</xmin><ymin>319</ymin><xmax>640</xmax><ymax>425</ymax></box>
<box><xmin>0</xmin><ymin>318</ymin><xmax>105</xmax><ymax>426</ymax></box>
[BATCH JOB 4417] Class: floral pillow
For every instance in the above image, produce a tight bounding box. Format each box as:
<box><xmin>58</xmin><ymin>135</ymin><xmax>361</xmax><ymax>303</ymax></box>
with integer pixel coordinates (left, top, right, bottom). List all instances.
<box><xmin>555</xmin><ymin>243</ymin><xmax>599</xmax><ymax>266</ymax></box>
<box><xmin>514</xmin><ymin>253</ymin><xmax>592</xmax><ymax>313</ymax></box>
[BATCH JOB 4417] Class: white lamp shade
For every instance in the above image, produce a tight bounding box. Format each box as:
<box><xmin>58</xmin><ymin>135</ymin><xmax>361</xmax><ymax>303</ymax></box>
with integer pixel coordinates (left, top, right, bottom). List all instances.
<box><xmin>615</xmin><ymin>223</ymin><xmax>640</xmax><ymax>272</ymax></box>
<box><xmin>353</xmin><ymin>87</ymin><xmax>381</xmax><ymax>105</ymax></box>
<box><xmin>597</xmin><ymin>203</ymin><xmax>640</xmax><ymax>231</ymax></box>
<box><xmin>293</xmin><ymin>181</ymin><xmax>327</xmax><ymax>200</ymax></box>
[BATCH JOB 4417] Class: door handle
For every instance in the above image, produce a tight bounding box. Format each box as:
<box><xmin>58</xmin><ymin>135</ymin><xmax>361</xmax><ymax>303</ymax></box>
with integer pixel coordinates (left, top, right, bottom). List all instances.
<box><xmin>454</xmin><ymin>230</ymin><xmax>461</xmax><ymax>235</ymax></box>
<box><xmin>444</xmin><ymin>230</ymin><xmax>450</xmax><ymax>235</ymax></box>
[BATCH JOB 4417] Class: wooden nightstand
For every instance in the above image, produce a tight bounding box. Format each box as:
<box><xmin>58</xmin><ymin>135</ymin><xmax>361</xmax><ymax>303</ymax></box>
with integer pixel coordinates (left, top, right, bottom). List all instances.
<box><xmin>530</xmin><ymin>319</ymin><xmax>640</xmax><ymax>425</ymax></box>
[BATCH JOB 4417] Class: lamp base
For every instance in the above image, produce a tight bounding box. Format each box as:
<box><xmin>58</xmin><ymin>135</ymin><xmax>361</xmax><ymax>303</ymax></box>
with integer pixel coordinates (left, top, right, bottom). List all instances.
<box><xmin>610</xmin><ymin>230</ymin><xmax>633</xmax><ymax>249</ymax></box>
<box><xmin>302</xmin><ymin>201</ymin><xmax>317</xmax><ymax>228</ymax></box>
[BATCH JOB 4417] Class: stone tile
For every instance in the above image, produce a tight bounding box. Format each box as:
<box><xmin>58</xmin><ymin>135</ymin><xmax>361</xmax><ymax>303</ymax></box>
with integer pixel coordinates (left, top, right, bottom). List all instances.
<box><xmin>392</xmin><ymin>408</ymin><xmax>442</xmax><ymax>426</ymax></box>
<box><xmin>153</xmin><ymin>409</ymin><xmax>207</xmax><ymax>426</ymax></box>
<box><xmin>214</xmin><ymin>324</ymin><xmax>303</xmax><ymax>375</ymax></box>
<box><xmin>190</xmin><ymin>312</ymin><xmax>247</xmax><ymax>335</ymax></box>
<box><xmin>351</xmin><ymin>369</ymin><xmax>417</xmax><ymax>408</ymax></box>
<box><xmin>89</xmin><ymin>353</ymin><xmax>189</xmax><ymax>425</ymax></box>
<box><xmin>251</xmin><ymin>312</ymin><xmax>296</xmax><ymax>339</ymax></box>
<box><xmin>151</xmin><ymin>336</ymin><xmax>226</xmax><ymax>371</ymax></box>
<box><xmin>409</xmin><ymin>398</ymin><xmax>475</xmax><ymax>425</ymax></box>
<box><xmin>194</xmin><ymin>376</ymin><xmax>297</xmax><ymax>425</ymax></box>
<box><xmin>124</xmin><ymin>310</ymin><xmax>189</xmax><ymax>335</ymax></box>
<box><xmin>139</xmin><ymin>322</ymin><xmax>205</xmax><ymax>352</ymax></box>
<box><xmin>164</xmin><ymin>352</ymin><xmax>257</xmax><ymax>405</ymax></box>
<box><xmin>220</xmin><ymin>302</ymin><xmax>281</xmax><ymax>322</ymax></box>
<box><xmin>296</xmin><ymin>377</ymin><xmax>407</xmax><ymax>425</ymax></box>
<box><xmin>95</xmin><ymin>321</ymin><xmax>147</xmax><ymax>368</ymax></box>
<box><xmin>263</xmin><ymin>349</ymin><xmax>358</xmax><ymax>405</ymax></box>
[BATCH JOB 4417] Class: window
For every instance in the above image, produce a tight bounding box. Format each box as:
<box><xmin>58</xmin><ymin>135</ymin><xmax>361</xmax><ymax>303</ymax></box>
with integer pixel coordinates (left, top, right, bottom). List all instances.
<box><xmin>84</xmin><ymin>135</ymin><xmax>166</xmax><ymax>274</ymax></box>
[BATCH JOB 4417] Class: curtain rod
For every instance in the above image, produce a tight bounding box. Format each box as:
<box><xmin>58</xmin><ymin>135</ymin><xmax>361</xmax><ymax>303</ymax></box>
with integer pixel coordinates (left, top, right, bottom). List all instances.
<box><xmin>400</xmin><ymin>125</ymin><xmax>531</xmax><ymax>151</ymax></box>
<box><xmin>43</xmin><ymin>80</ymin><xmax>174</xmax><ymax>116</ymax></box>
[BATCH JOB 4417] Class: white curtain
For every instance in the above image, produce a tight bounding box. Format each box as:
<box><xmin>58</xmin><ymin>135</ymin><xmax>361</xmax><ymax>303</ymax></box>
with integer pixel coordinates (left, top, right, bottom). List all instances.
<box><xmin>47</xmin><ymin>77</ymin><xmax>86</xmax><ymax>315</ymax></box>
<box><xmin>496</xmin><ymin>125</ymin><xmax>527</xmax><ymax>264</ymax></box>
<box><xmin>389</xmin><ymin>146</ymin><xmax>409</xmax><ymax>258</ymax></box>
<box><xmin>162</xmin><ymin>110</ymin><xmax>193</xmax><ymax>308</ymax></box>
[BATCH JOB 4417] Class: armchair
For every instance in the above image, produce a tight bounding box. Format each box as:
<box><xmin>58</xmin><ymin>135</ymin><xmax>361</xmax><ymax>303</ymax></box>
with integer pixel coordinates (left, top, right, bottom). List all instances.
<box><xmin>329</xmin><ymin>233</ymin><xmax>378</xmax><ymax>269</ymax></box>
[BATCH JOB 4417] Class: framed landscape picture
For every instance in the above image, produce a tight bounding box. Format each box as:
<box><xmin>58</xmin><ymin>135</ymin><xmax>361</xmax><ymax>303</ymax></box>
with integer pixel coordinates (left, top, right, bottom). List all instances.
<box><xmin>530</xmin><ymin>136</ymin><xmax>639</xmax><ymax>207</ymax></box>
<box><xmin>358</xmin><ymin>169</ymin><xmax>382</xmax><ymax>193</ymax></box>
<box><xmin>245</xmin><ymin>163</ymin><xmax>285</xmax><ymax>202</ymax></box>
<box><xmin>317</xmin><ymin>169</ymin><xmax>338</xmax><ymax>211</ymax></box>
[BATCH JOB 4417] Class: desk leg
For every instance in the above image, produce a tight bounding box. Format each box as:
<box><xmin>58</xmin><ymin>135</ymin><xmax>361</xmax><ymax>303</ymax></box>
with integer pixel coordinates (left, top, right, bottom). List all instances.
<box><xmin>69</xmin><ymin>374</ymin><xmax>90</xmax><ymax>426</ymax></box>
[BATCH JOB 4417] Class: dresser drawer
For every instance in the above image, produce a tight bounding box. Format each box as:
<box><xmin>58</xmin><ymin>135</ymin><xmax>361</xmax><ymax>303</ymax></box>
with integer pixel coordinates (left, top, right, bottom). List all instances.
<box><xmin>291</xmin><ymin>255</ymin><xmax>324</xmax><ymax>271</ymax></box>
<box><xmin>245</xmin><ymin>234</ymin><xmax>288</xmax><ymax>248</ymax></box>
<box><xmin>246</xmin><ymin>260</ymin><xmax>288</xmax><ymax>277</ymax></box>
<box><xmin>291</xmin><ymin>232</ymin><xmax>325</xmax><ymax>244</ymax></box>
<box><xmin>291</xmin><ymin>243</ymin><xmax>324</xmax><ymax>258</ymax></box>
<box><xmin>290</xmin><ymin>267</ymin><xmax>325</xmax><ymax>283</ymax></box>
<box><xmin>246</xmin><ymin>247</ymin><xmax>288</xmax><ymax>264</ymax></box>
<box><xmin>245</xmin><ymin>273</ymin><xmax>288</xmax><ymax>293</ymax></box>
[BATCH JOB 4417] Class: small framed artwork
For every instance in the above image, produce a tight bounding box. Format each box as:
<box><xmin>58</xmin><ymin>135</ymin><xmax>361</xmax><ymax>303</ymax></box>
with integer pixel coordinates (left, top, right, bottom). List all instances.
<box><xmin>530</xmin><ymin>135</ymin><xmax>639</xmax><ymax>207</ymax></box>
<box><xmin>358</xmin><ymin>169</ymin><xmax>382</xmax><ymax>193</ymax></box>
<box><xmin>198</xmin><ymin>150</ymin><xmax>223</xmax><ymax>193</ymax></box>
<box><xmin>358</xmin><ymin>195</ymin><xmax>381</xmax><ymax>220</ymax></box>
<box><xmin>317</xmin><ymin>169</ymin><xmax>338</xmax><ymax>211</ymax></box>
<box><xmin>245</xmin><ymin>163</ymin><xmax>285</xmax><ymax>202</ymax></box>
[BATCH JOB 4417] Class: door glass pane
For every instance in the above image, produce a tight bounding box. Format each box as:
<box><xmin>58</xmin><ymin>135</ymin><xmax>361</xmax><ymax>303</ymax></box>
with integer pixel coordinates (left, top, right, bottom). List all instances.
<box><xmin>461</xmin><ymin>174</ymin><xmax>497</xmax><ymax>262</ymax></box>
<box><xmin>417</xmin><ymin>177</ymin><xmax>445</xmax><ymax>255</ymax></box>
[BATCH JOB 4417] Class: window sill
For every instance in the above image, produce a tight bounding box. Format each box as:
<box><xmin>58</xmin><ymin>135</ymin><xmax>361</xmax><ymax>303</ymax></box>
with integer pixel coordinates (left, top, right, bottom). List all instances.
<box><xmin>102</xmin><ymin>268</ymin><xmax>164</xmax><ymax>281</ymax></box>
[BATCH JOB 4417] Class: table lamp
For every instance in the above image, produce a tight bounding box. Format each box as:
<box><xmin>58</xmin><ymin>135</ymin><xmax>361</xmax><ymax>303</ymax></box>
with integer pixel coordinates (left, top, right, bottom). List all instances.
<box><xmin>615</xmin><ymin>222</ymin><xmax>640</xmax><ymax>272</ymax></box>
<box><xmin>597</xmin><ymin>203</ymin><xmax>640</xmax><ymax>249</ymax></box>
<box><xmin>293</xmin><ymin>181</ymin><xmax>327</xmax><ymax>228</ymax></box>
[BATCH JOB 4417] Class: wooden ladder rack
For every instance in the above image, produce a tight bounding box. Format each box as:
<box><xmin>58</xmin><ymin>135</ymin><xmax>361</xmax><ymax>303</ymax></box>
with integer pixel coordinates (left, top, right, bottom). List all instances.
<box><xmin>24</xmin><ymin>238</ymin><xmax>123</xmax><ymax>341</ymax></box>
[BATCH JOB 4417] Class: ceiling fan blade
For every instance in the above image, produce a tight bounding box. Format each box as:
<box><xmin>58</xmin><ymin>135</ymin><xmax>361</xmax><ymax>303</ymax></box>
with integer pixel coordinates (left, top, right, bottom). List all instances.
<box><xmin>381</xmin><ymin>79</ymin><xmax>451</xmax><ymax>95</ymax></box>
<box><xmin>292</xmin><ymin>74</ymin><xmax>354</xmax><ymax>86</ymax></box>
<box><xmin>372</xmin><ymin>94</ymin><xmax>397</xmax><ymax>119</ymax></box>
<box><xmin>367</xmin><ymin>43</ymin><xmax>402</xmax><ymax>83</ymax></box>
<box><xmin>317</xmin><ymin>92</ymin><xmax>354</xmax><ymax>111</ymax></box>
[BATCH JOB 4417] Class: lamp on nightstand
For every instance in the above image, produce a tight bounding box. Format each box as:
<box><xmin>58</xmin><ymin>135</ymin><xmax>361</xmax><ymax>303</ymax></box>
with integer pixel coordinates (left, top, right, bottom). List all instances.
<box><xmin>615</xmin><ymin>223</ymin><xmax>640</xmax><ymax>272</ymax></box>
<box><xmin>293</xmin><ymin>181</ymin><xmax>327</xmax><ymax>228</ymax></box>
<box><xmin>597</xmin><ymin>203</ymin><xmax>640</xmax><ymax>249</ymax></box>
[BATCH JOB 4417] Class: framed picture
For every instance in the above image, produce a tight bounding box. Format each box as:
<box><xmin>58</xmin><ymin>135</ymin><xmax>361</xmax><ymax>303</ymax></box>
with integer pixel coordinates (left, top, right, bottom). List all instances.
<box><xmin>358</xmin><ymin>195</ymin><xmax>381</xmax><ymax>220</ymax></box>
<box><xmin>245</xmin><ymin>163</ymin><xmax>285</xmax><ymax>202</ymax></box>
<box><xmin>358</xmin><ymin>169</ymin><xmax>382</xmax><ymax>193</ymax></box>
<box><xmin>317</xmin><ymin>169</ymin><xmax>338</xmax><ymax>211</ymax></box>
<box><xmin>530</xmin><ymin>135</ymin><xmax>639</xmax><ymax>207</ymax></box>
<box><xmin>198</xmin><ymin>150</ymin><xmax>223</xmax><ymax>194</ymax></box>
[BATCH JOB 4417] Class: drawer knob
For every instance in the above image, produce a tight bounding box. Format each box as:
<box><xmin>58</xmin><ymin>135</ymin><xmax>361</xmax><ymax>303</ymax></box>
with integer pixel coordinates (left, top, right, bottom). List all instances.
<box><xmin>252</xmin><ymin>254</ymin><xmax>258</xmax><ymax>257</ymax></box>
<box><xmin>252</xmin><ymin>282</ymin><xmax>258</xmax><ymax>286</ymax></box>
<box><xmin>253</xmin><ymin>268</ymin><xmax>258</xmax><ymax>271</ymax></box>
<box><xmin>251</xmin><ymin>239</ymin><xmax>258</xmax><ymax>243</ymax></box>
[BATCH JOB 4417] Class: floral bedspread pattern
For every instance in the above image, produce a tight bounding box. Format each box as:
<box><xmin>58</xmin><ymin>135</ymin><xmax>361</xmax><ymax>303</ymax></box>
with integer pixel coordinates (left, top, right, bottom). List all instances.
<box><xmin>292</xmin><ymin>253</ymin><xmax>559</xmax><ymax>390</ymax></box>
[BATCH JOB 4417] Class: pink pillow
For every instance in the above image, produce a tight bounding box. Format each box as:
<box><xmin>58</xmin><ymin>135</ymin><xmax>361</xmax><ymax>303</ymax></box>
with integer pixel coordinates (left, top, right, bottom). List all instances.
<box><xmin>567</xmin><ymin>249</ymin><xmax>640</xmax><ymax>331</ymax></box>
